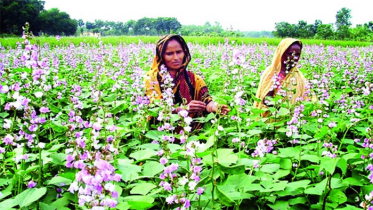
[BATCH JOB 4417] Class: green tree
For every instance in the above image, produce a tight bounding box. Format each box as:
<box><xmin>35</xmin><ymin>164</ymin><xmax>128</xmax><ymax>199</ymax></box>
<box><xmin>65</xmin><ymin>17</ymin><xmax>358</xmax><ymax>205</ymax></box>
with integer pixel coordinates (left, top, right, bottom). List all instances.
<box><xmin>315</xmin><ymin>24</ymin><xmax>335</xmax><ymax>40</ymax></box>
<box><xmin>311</xmin><ymin>20</ymin><xmax>322</xmax><ymax>36</ymax></box>
<box><xmin>36</xmin><ymin>8</ymin><xmax>77</xmax><ymax>36</ymax></box>
<box><xmin>134</xmin><ymin>17</ymin><xmax>152</xmax><ymax>35</ymax></box>
<box><xmin>335</xmin><ymin>7</ymin><xmax>352</xmax><ymax>39</ymax></box>
<box><xmin>274</xmin><ymin>22</ymin><xmax>297</xmax><ymax>38</ymax></box>
<box><xmin>86</xmin><ymin>21</ymin><xmax>95</xmax><ymax>31</ymax></box>
<box><xmin>0</xmin><ymin>0</ymin><xmax>44</xmax><ymax>35</ymax></box>
<box><xmin>77</xmin><ymin>19</ymin><xmax>84</xmax><ymax>35</ymax></box>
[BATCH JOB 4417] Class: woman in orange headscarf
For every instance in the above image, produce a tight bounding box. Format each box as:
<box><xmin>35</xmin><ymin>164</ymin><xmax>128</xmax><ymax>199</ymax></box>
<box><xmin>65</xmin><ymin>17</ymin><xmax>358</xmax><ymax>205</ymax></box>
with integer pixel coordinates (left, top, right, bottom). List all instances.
<box><xmin>145</xmin><ymin>34</ymin><xmax>229</xmax><ymax>130</ymax></box>
<box><xmin>254</xmin><ymin>38</ymin><xmax>308</xmax><ymax>117</ymax></box>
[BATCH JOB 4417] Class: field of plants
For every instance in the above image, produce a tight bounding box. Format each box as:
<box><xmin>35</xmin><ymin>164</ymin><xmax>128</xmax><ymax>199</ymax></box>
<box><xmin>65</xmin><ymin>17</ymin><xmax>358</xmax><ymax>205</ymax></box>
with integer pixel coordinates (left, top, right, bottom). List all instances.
<box><xmin>0</xmin><ymin>34</ymin><xmax>372</xmax><ymax>210</ymax></box>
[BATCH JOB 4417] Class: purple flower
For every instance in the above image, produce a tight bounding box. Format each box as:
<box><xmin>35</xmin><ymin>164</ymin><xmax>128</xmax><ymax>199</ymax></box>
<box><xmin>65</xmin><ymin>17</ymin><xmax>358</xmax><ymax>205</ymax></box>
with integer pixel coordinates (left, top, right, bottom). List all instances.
<box><xmin>166</xmin><ymin>195</ymin><xmax>177</xmax><ymax>204</ymax></box>
<box><xmin>39</xmin><ymin>107</ymin><xmax>50</xmax><ymax>113</ymax></box>
<box><xmin>197</xmin><ymin>187</ymin><xmax>205</xmax><ymax>195</ymax></box>
<box><xmin>29</xmin><ymin>124</ymin><xmax>38</xmax><ymax>132</ymax></box>
<box><xmin>27</xmin><ymin>180</ymin><xmax>37</xmax><ymax>188</ymax></box>
<box><xmin>160</xmin><ymin>157</ymin><xmax>168</xmax><ymax>165</ymax></box>
<box><xmin>328</xmin><ymin>122</ymin><xmax>337</xmax><ymax>128</ymax></box>
<box><xmin>3</xmin><ymin>134</ymin><xmax>14</xmax><ymax>145</ymax></box>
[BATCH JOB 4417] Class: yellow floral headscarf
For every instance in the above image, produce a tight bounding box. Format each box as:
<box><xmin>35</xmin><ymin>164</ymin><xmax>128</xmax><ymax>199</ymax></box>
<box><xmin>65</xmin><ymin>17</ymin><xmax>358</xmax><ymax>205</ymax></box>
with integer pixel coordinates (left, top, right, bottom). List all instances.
<box><xmin>253</xmin><ymin>38</ymin><xmax>307</xmax><ymax>117</ymax></box>
<box><xmin>145</xmin><ymin>34</ymin><xmax>211</xmax><ymax>106</ymax></box>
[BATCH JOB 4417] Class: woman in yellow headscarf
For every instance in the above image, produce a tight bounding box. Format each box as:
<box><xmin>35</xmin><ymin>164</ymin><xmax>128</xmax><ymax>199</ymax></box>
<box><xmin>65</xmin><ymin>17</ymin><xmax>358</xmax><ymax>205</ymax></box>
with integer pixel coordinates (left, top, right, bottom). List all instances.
<box><xmin>145</xmin><ymin>34</ymin><xmax>229</xmax><ymax>130</ymax></box>
<box><xmin>253</xmin><ymin>38</ymin><xmax>308</xmax><ymax>117</ymax></box>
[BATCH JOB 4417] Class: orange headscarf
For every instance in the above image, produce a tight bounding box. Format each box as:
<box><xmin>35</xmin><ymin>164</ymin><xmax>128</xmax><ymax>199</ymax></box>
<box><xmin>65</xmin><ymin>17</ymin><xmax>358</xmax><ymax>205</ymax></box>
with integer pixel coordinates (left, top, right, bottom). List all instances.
<box><xmin>253</xmin><ymin>38</ymin><xmax>307</xmax><ymax>117</ymax></box>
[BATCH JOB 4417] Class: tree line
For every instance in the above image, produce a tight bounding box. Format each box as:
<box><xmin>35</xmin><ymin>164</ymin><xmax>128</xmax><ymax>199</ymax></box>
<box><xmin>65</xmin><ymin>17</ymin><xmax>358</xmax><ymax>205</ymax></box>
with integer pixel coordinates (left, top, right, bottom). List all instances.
<box><xmin>273</xmin><ymin>8</ymin><xmax>373</xmax><ymax>41</ymax></box>
<box><xmin>80</xmin><ymin>18</ymin><xmax>243</xmax><ymax>37</ymax></box>
<box><xmin>0</xmin><ymin>0</ymin><xmax>242</xmax><ymax>37</ymax></box>
<box><xmin>1</xmin><ymin>1</ymin><xmax>372</xmax><ymax>40</ymax></box>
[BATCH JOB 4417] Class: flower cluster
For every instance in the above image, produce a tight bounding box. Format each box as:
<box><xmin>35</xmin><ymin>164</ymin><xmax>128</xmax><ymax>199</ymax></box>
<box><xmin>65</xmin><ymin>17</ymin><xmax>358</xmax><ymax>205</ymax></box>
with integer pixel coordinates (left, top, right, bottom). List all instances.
<box><xmin>251</xmin><ymin>138</ymin><xmax>277</xmax><ymax>158</ymax></box>
<box><xmin>286</xmin><ymin>104</ymin><xmax>305</xmax><ymax>137</ymax></box>
<box><xmin>321</xmin><ymin>142</ymin><xmax>338</xmax><ymax>158</ymax></box>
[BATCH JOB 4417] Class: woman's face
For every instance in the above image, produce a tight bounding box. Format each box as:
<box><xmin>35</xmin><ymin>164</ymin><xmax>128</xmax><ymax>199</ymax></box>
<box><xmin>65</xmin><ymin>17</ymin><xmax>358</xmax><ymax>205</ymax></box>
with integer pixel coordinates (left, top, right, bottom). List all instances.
<box><xmin>163</xmin><ymin>39</ymin><xmax>185</xmax><ymax>71</ymax></box>
<box><xmin>282</xmin><ymin>43</ymin><xmax>301</xmax><ymax>68</ymax></box>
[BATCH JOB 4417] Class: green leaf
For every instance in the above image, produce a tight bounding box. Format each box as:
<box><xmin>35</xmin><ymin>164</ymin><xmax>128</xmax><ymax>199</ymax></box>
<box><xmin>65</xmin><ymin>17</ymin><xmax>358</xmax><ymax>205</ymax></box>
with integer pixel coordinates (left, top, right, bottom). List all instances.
<box><xmin>267</xmin><ymin>200</ymin><xmax>290</xmax><ymax>210</ymax></box>
<box><xmin>142</xmin><ymin>161</ymin><xmax>164</xmax><ymax>177</ymax></box>
<box><xmin>273</xmin><ymin>169</ymin><xmax>290</xmax><ymax>179</ymax></box>
<box><xmin>260</xmin><ymin>181</ymin><xmax>288</xmax><ymax>193</ymax></box>
<box><xmin>225</xmin><ymin>174</ymin><xmax>256</xmax><ymax>189</ymax></box>
<box><xmin>344</xmin><ymin>177</ymin><xmax>364</xmax><ymax>186</ymax></box>
<box><xmin>51</xmin><ymin>197</ymin><xmax>70</xmax><ymax>209</ymax></box>
<box><xmin>144</xmin><ymin>130</ymin><xmax>164</xmax><ymax>141</ymax></box>
<box><xmin>278</xmin><ymin>147</ymin><xmax>301</xmax><ymax>158</ymax></box>
<box><xmin>279</xmin><ymin>107</ymin><xmax>290</xmax><ymax>116</ymax></box>
<box><xmin>260</xmin><ymin>164</ymin><xmax>280</xmax><ymax>173</ymax></box>
<box><xmin>327</xmin><ymin>189</ymin><xmax>347</xmax><ymax>205</ymax></box>
<box><xmin>14</xmin><ymin>187</ymin><xmax>47</xmax><ymax>207</ymax></box>
<box><xmin>247</xmin><ymin>129</ymin><xmax>262</xmax><ymax>136</ymax></box>
<box><xmin>48</xmin><ymin>144</ymin><xmax>65</xmax><ymax>152</ymax></box>
<box><xmin>279</xmin><ymin>158</ymin><xmax>292</xmax><ymax>170</ymax></box>
<box><xmin>320</xmin><ymin>157</ymin><xmax>338</xmax><ymax>174</ymax></box>
<box><xmin>314</xmin><ymin>126</ymin><xmax>328</xmax><ymax>139</ymax></box>
<box><xmin>217</xmin><ymin>163</ymin><xmax>245</xmax><ymax>174</ymax></box>
<box><xmin>0</xmin><ymin>112</ymin><xmax>9</xmax><ymax>118</ymax></box>
<box><xmin>216</xmin><ymin>186</ymin><xmax>235</xmax><ymax>207</ymax></box>
<box><xmin>288</xmin><ymin>197</ymin><xmax>307</xmax><ymax>205</ymax></box>
<box><xmin>47</xmin><ymin>176</ymin><xmax>72</xmax><ymax>186</ymax></box>
<box><xmin>50</xmin><ymin>153</ymin><xmax>66</xmax><ymax>165</ymax></box>
<box><xmin>0</xmin><ymin>182</ymin><xmax>13</xmax><ymax>200</ymax></box>
<box><xmin>48</xmin><ymin>104</ymin><xmax>60</xmax><ymax>113</ymax></box>
<box><xmin>123</xmin><ymin>196</ymin><xmax>155</xmax><ymax>209</ymax></box>
<box><xmin>337</xmin><ymin>158</ymin><xmax>347</xmax><ymax>175</ymax></box>
<box><xmin>50</xmin><ymin>122</ymin><xmax>67</xmax><ymax>133</ymax></box>
<box><xmin>300</xmin><ymin>154</ymin><xmax>320</xmax><ymax>163</ymax></box>
<box><xmin>305</xmin><ymin>179</ymin><xmax>327</xmax><ymax>195</ymax></box>
<box><xmin>39</xmin><ymin>202</ymin><xmax>56</xmax><ymax>210</ymax></box>
<box><xmin>197</xmin><ymin>135</ymin><xmax>215</xmax><ymax>153</ymax></box>
<box><xmin>117</xmin><ymin>159</ymin><xmax>142</xmax><ymax>182</ymax></box>
<box><xmin>103</xmin><ymin>94</ymin><xmax>117</xmax><ymax>102</ymax></box>
<box><xmin>130</xmin><ymin>183</ymin><xmax>157</xmax><ymax>195</ymax></box>
<box><xmin>0</xmin><ymin>199</ymin><xmax>17</xmax><ymax>209</ymax></box>
<box><xmin>130</xmin><ymin>149</ymin><xmax>156</xmax><ymax>161</ymax></box>
<box><xmin>217</xmin><ymin>149</ymin><xmax>238</xmax><ymax>165</ymax></box>
<box><xmin>196</xmin><ymin>175</ymin><xmax>211</xmax><ymax>188</ymax></box>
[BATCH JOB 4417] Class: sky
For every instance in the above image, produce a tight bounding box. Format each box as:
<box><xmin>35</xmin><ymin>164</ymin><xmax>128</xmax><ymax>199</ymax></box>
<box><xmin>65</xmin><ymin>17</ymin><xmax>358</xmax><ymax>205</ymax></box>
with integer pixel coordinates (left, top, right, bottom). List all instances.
<box><xmin>43</xmin><ymin>0</ymin><xmax>372</xmax><ymax>32</ymax></box>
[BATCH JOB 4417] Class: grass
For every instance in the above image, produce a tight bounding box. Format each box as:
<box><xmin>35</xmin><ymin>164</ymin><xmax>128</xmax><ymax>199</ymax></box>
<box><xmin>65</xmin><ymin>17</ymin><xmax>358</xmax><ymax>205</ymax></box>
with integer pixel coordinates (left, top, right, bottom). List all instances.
<box><xmin>1</xmin><ymin>35</ymin><xmax>372</xmax><ymax>49</ymax></box>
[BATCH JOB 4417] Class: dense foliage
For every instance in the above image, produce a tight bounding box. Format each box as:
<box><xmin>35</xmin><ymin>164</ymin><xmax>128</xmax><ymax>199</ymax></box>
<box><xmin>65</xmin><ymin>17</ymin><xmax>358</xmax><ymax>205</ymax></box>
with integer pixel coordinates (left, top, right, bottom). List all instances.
<box><xmin>0</xmin><ymin>31</ymin><xmax>373</xmax><ymax>210</ymax></box>
<box><xmin>273</xmin><ymin>8</ymin><xmax>373</xmax><ymax>41</ymax></box>
<box><xmin>0</xmin><ymin>0</ymin><xmax>77</xmax><ymax>37</ymax></box>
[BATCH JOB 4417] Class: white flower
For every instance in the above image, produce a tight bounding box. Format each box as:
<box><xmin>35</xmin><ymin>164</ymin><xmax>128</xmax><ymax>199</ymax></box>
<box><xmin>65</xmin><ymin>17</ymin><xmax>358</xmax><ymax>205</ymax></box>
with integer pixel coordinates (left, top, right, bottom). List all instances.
<box><xmin>0</xmin><ymin>85</ymin><xmax>9</xmax><ymax>93</ymax></box>
<box><xmin>179</xmin><ymin>176</ymin><xmax>188</xmax><ymax>186</ymax></box>
<box><xmin>184</xmin><ymin>117</ymin><xmax>193</xmax><ymax>125</ymax></box>
<box><xmin>34</xmin><ymin>91</ymin><xmax>43</xmax><ymax>98</ymax></box>
<box><xmin>38</xmin><ymin>142</ymin><xmax>46</xmax><ymax>149</ymax></box>
<box><xmin>3</xmin><ymin>119</ymin><xmax>12</xmax><ymax>129</ymax></box>
<box><xmin>188</xmin><ymin>181</ymin><xmax>197</xmax><ymax>190</ymax></box>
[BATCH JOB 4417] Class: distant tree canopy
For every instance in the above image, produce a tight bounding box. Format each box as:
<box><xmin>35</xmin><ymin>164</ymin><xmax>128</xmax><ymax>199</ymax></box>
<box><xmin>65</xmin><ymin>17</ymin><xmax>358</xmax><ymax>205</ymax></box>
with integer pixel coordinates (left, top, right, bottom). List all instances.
<box><xmin>0</xmin><ymin>0</ymin><xmax>44</xmax><ymax>35</ymax></box>
<box><xmin>1</xmin><ymin>3</ymin><xmax>371</xmax><ymax>41</ymax></box>
<box><xmin>0</xmin><ymin>0</ymin><xmax>77</xmax><ymax>36</ymax></box>
<box><xmin>36</xmin><ymin>8</ymin><xmax>77</xmax><ymax>36</ymax></box>
<box><xmin>273</xmin><ymin>7</ymin><xmax>373</xmax><ymax>41</ymax></box>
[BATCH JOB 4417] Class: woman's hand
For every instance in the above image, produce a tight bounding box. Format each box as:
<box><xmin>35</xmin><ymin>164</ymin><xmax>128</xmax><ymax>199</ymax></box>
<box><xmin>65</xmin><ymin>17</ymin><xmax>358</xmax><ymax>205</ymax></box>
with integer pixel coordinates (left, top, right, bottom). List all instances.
<box><xmin>187</xmin><ymin>100</ymin><xmax>207</xmax><ymax>113</ymax></box>
<box><xmin>206</xmin><ymin>101</ymin><xmax>230</xmax><ymax>115</ymax></box>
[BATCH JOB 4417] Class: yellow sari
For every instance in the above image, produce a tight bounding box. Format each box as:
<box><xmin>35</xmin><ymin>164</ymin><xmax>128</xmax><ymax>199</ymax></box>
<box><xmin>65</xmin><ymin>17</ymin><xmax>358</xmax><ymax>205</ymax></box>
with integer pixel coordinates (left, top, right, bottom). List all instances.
<box><xmin>253</xmin><ymin>38</ymin><xmax>307</xmax><ymax>117</ymax></box>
